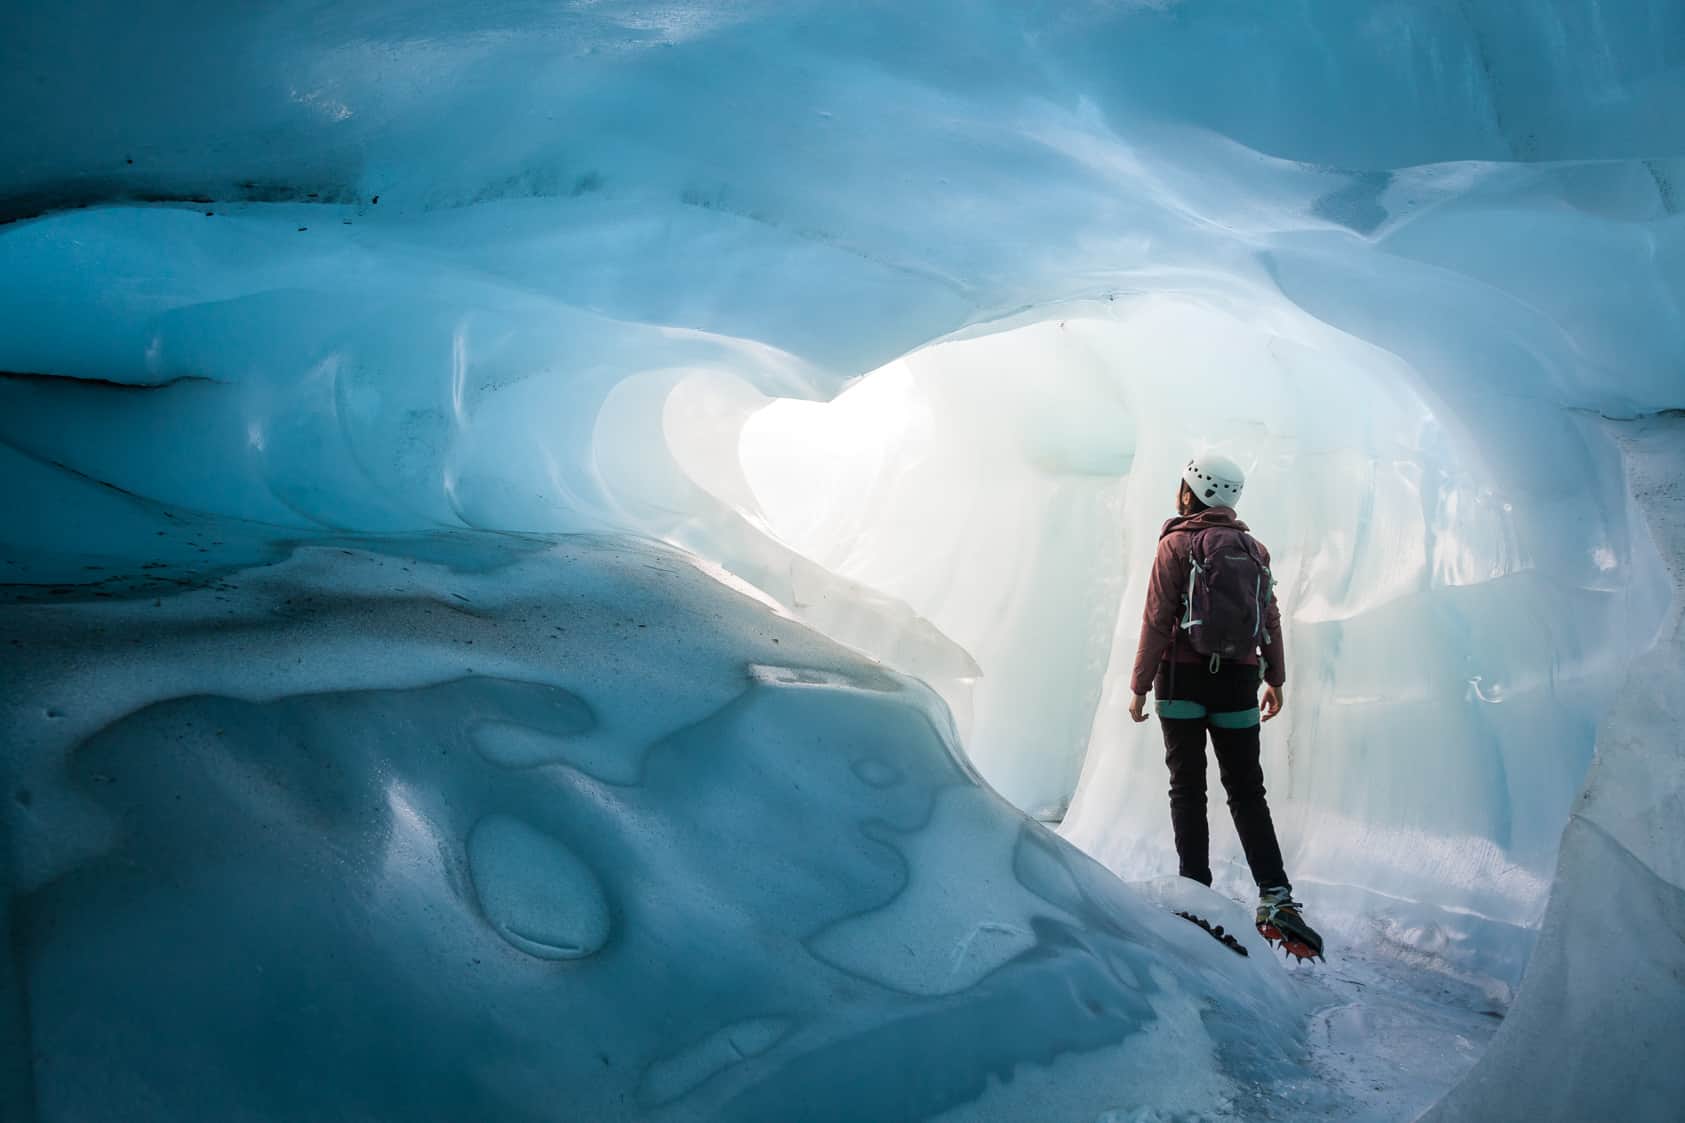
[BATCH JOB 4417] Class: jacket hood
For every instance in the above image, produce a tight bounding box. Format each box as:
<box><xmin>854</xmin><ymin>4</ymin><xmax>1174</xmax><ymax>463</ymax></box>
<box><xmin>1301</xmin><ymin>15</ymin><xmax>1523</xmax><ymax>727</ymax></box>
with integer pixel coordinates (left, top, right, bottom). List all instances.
<box><xmin>1159</xmin><ymin>507</ymin><xmax>1248</xmax><ymax>538</ymax></box>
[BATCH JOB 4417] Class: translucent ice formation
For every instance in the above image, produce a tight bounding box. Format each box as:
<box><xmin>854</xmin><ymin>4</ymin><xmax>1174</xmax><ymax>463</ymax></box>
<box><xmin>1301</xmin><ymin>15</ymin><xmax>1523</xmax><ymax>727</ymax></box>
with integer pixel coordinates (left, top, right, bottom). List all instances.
<box><xmin>1425</xmin><ymin>416</ymin><xmax>1685</xmax><ymax>1122</ymax></box>
<box><xmin>2</xmin><ymin>0</ymin><xmax>1683</xmax><ymax>1118</ymax></box>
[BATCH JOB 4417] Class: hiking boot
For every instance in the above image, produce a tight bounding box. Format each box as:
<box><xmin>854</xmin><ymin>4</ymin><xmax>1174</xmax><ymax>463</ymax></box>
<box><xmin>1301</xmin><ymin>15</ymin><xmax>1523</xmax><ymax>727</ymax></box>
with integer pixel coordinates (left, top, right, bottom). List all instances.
<box><xmin>1255</xmin><ymin>886</ymin><xmax>1324</xmax><ymax>961</ymax></box>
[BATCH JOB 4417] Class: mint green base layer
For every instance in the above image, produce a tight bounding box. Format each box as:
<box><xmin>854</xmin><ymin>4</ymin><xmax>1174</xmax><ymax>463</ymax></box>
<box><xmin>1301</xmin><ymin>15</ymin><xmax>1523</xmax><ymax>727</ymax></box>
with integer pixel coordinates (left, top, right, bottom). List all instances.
<box><xmin>1155</xmin><ymin>700</ymin><xmax>1261</xmax><ymax>728</ymax></box>
<box><xmin>1210</xmin><ymin>707</ymin><xmax>1261</xmax><ymax>730</ymax></box>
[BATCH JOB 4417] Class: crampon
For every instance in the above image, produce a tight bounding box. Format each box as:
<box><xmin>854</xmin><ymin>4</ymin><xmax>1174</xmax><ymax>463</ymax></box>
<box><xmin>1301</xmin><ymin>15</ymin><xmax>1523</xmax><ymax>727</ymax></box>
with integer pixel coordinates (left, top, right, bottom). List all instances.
<box><xmin>1254</xmin><ymin>891</ymin><xmax>1325</xmax><ymax>962</ymax></box>
<box><xmin>1173</xmin><ymin>910</ymin><xmax>1249</xmax><ymax>957</ymax></box>
<box><xmin>1255</xmin><ymin>920</ymin><xmax>1323</xmax><ymax>962</ymax></box>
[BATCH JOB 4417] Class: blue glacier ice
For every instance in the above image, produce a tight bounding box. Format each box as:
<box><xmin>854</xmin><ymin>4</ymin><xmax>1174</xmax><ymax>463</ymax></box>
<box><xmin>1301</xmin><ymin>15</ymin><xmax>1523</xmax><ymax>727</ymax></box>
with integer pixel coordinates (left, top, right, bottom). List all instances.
<box><xmin>5</xmin><ymin>535</ymin><xmax>1305</xmax><ymax>1120</ymax></box>
<box><xmin>1</xmin><ymin>1</ymin><xmax>1682</xmax><ymax>1120</ymax></box>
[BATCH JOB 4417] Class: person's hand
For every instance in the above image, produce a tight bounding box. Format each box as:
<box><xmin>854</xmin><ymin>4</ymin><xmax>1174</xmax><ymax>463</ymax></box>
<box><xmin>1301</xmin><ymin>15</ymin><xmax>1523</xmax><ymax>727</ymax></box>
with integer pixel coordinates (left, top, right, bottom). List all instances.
<box><xmin>1128</xmin><ymin>694</ymin><xmax>1149</xmax><ymax>723</ymax></box>
<box><xmin>1261</xmin><ymin>684</ymin><xmax>1284</xmax><ymax>722</ymax></box>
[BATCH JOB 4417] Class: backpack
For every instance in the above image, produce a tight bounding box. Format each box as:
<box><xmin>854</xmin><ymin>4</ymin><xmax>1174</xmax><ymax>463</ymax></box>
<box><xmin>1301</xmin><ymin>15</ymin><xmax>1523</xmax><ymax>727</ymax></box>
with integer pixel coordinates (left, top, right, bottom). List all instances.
<box><xmin>1179</xmin><ymin>526</ymin><xmax>1274</xmax><ymax>659</ymax></box>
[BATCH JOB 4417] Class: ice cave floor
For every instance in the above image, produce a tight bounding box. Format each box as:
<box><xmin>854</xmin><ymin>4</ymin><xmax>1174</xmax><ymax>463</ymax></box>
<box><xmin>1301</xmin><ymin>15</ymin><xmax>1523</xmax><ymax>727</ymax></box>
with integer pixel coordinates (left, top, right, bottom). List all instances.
<box><xmin>1244</xmin><ymin>940</ymin><xmax>1498</xmax><ymax>1122</ymax></box>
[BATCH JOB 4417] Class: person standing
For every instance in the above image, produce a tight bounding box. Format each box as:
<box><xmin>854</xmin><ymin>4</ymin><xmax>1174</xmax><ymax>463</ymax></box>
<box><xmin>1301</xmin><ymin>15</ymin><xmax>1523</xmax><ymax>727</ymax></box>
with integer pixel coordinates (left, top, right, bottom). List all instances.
<box><xmin>1126</xmin><ymin>454</ymin><xmax>1322</xmax><ymax>959</ymax></box>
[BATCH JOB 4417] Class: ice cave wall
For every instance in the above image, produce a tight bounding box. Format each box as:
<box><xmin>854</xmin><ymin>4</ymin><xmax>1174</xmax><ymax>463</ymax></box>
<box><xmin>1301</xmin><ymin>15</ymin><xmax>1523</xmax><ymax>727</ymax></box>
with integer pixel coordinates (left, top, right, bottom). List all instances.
<box><xmin>2</xmin><ymin>0</ymin><xmax>1684</xmax><ymax>1116</ymax></box>
<box><xmin>1424</xmin><ymin>415</ymin><xmax>1685</xmax><ymax>1123</ymax></box>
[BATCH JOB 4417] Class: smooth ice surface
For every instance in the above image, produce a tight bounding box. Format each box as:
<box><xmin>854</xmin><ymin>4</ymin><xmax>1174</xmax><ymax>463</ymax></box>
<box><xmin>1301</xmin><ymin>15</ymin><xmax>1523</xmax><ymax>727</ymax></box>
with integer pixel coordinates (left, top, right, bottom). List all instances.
<box><xmin>0</xmin><ymin>533</ymin><xmax>1309</xmax><ymax>1121</ymax></box>
<box><xmin>469</xmin><ymin>813</ymin><xmax>613</xmax><ymax>960</ymax></box>
<box><xmin>1425</xmin><ymin>417</ymin><xmax>1685</xmax><ymax>1123</ymax></box>
<box><xmin>2</xmin><ymin>0</ymin><xmax>1685</xmax><ymax>1118</ymax></box>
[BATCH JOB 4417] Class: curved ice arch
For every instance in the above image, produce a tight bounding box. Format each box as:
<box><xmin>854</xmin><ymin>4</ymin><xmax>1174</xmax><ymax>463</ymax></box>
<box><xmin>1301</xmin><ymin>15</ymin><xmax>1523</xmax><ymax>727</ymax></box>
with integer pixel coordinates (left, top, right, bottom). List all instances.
<box><xmin>1</xmin><ymin>0</ymin><xmax>1683</xmax><ymax>1116</ymax></box>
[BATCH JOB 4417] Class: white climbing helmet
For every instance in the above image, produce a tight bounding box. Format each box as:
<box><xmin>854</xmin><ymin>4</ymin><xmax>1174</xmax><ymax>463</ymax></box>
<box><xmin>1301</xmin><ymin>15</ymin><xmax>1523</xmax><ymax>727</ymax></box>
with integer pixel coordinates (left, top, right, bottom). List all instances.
<box><xmin>1182</xmin><ymin>453</ymin><xmax>1246</xmax><ymax>508</ymax></box>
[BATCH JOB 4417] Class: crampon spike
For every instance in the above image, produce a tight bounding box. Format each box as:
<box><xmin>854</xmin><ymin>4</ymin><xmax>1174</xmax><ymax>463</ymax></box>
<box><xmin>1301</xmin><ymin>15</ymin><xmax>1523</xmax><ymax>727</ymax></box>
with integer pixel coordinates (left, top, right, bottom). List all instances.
<box><xmin>1280</xmin><ymin>938</ymin><xmax>1319</xmax><ymax>961</ymax></box>
<box><xmin>1255</xmin><ymin>922</ymin><xmax>1321</xmax><ymax>963</ymax></box>
<box><xmin>1175</xmin><ymin>910</ymin><xmax>1251</xmax><ymax>957</ymax></box>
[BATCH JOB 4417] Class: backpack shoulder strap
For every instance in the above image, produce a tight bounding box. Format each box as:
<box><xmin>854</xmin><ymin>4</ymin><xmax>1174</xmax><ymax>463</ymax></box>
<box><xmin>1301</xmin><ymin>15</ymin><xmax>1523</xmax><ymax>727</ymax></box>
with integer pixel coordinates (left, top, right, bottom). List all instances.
<box><xmin>1179</xmin><ymin>529</ymin><xmax>1207</xmax><ymax>633</ymax></box>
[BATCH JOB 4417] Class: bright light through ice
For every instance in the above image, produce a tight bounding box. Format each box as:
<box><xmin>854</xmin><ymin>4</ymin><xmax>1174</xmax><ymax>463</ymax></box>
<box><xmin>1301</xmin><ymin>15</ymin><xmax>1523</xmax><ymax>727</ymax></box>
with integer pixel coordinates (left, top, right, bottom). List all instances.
<box><xmin>740</xmin><ymin>360</ymin><xmax>927</xmax><ymax>556</ymax></box>
<box><xmin>731</xmin><ymin>302</ymin><xmax>1666</xmax><ymax>960</ymax></box>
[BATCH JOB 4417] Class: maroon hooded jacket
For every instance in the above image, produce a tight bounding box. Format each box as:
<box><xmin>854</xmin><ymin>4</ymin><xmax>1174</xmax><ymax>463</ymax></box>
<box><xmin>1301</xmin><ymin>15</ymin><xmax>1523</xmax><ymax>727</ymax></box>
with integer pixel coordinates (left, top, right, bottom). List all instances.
<box><xmin>1130</xmin><ymin>507</ymin><xmax>1286</xmax><ymax>697</ymax></box>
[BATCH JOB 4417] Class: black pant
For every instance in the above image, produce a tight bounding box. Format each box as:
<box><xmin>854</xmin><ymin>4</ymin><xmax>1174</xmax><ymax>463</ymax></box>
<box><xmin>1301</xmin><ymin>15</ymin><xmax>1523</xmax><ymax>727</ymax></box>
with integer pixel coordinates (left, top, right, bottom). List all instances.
<box><xmin>1154</xmin><ymin>660</ymin><xmax>1289</xmax><ymax>892</ymax></box>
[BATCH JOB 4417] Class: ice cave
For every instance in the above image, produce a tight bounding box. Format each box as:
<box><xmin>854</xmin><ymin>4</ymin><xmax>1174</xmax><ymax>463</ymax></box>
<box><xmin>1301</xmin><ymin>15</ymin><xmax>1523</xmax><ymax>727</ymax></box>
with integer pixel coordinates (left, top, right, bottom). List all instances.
<box><xmin>1</xmin><ymin>2</ymin><xmax>1682</xmax><ymax>1120</ymax></box>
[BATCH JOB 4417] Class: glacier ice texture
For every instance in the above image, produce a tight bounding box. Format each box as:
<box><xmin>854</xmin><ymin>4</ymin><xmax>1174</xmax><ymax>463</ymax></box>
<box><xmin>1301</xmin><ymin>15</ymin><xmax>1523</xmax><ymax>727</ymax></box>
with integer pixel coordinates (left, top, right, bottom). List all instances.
<box><xmin>1424</xmin><ymin>416</ymin><xmax>1685</xmax><ymax>1122</ymax></box>
<box><xmin>1</xmin><ymin>535</ymin><xmax>1304</xmax><ymax>1121</ymax></box>
<box><xmin>2</xmin><ymin>0</ymin><xmax>1684</xmax><ymax>1119</ymax></box>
